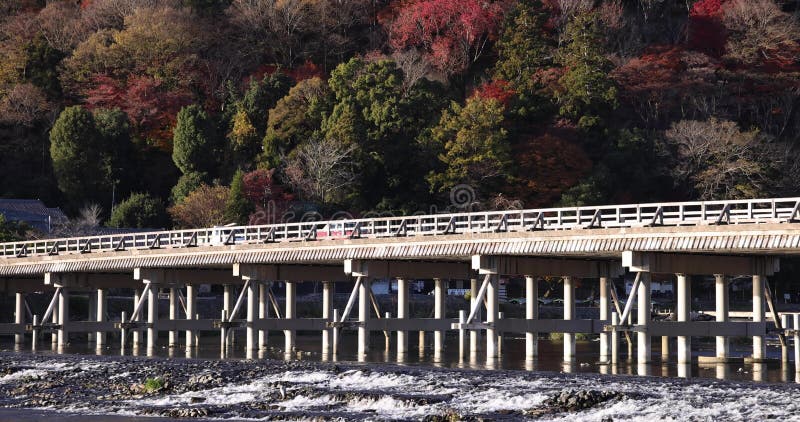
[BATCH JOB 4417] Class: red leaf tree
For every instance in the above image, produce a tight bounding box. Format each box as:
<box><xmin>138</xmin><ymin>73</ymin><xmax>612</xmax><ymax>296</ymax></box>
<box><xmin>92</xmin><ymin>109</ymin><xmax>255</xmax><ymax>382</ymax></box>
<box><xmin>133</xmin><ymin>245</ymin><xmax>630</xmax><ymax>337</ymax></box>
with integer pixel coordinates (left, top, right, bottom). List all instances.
<box><xmin>688</xmin><ymin>0</ymin><xmax>729</xmax><ymax>56</ymax></box>
<box><xmin>84</xmin><ymin>74</ymin><xmax>192</xmax><ymax>150</ymax></box>
<box><xmin>386</xmin><ymin>0</ymin><xmax>509</xmax><ymax>76</ymax></box>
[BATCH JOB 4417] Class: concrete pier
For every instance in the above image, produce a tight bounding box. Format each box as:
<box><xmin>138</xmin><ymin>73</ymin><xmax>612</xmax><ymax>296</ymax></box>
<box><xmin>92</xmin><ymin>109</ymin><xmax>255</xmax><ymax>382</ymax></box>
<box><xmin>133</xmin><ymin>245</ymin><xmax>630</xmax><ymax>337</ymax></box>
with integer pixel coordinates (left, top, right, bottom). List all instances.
<box><xmin>677</xmin><ymin>274</ymin><xmax>691</xmax><ymax>364</ymax></box>
<box><xmin>358</xmin><ymin>278</ymin><xmax>370</xmax><ymax>357</ymax></box>
<box><xmin>599</xmin><ymin>277</ymin><xmax>610</xmax><ymax>363</ymax></box>
<box><xmin>57</xmin><ymin>287</ymin><xmax>69</xmax><ymax>347</ymax></box>
<box><xmin>132</xmin><ymin>288</ymin><xmax>142</xmax><ymax>348</ymax></box>
<box><xmin>168</xmin><ymin>287</ymin><xmax>178</xmax><ymax>348</ymax></box>
<box><xmin>146</xmin><ymin>283</ymin><xmax>158</xmax><ymax>352</ymax></box>
<box><xmin>753</xmin><ymin>275</ymin><xmax>765</xmax><ymax>361</ymax></box>
<box><xmin>285</xmin><ymin>281</ymin><xmax>296</xmax><ymax>354</ymax></box>
<box><xmin>322</xmin><ymin>281</ymin><xmax>333</xmax><ymax>354</ymax></box>
<box><xmin>637</xmin><ymin>272</ymin><xmax>651</xmax><ymax>364</ymax></box>
<box><xmin>715</xmin><ymin>274</ymin><xmax>729</xmax><ymax>361</ymax></box>
<box><xmin>486</xmin><ymin>274</ymin><xmax>499</xmax><ymax>360</ymax></box>
<box><xmin>258</xmin><ymin>282</ymin><xmax>268</xmax><ymax>350</ymax></box>
<box><xmin>525</xmin><ymin>275</ymin><xmax>538</xmax><ymax>360</ymax></box>
<box><xmin>469</xmin><ymin>278</ymin><xmax>480</xmax><ymax>354</ymax></box>
<box><xmin>397</xmin><ymin>278</ymin><xmax>408</xmax><ymax>357</ymax></box>
<box><xmin>96</xmin><ymin>289</ymin><xmax>106</xmax><ymax>349</ymax></box>
<box><xmin>563</xmin><ymin>276</ymin><xmax>575</xmax><ymax>362</ymax></box>
<box><xmin>14</xmin><ymin>292</ymin><xmax>24</xmax><ymax>345</ymax></box>
<box><xmin>185</xmin><ymin>284</ymin><xmax>197</xmax><ymax>348</ymax></box>
<box><xmin>434</xmin><ymin>278</ymin><xmax>445</xmax><ymax>354</ymax></box>
<box><xmin>246</xmin><ymin>280</ymin><xmax>257</xmax><ymax>353</ymax></box>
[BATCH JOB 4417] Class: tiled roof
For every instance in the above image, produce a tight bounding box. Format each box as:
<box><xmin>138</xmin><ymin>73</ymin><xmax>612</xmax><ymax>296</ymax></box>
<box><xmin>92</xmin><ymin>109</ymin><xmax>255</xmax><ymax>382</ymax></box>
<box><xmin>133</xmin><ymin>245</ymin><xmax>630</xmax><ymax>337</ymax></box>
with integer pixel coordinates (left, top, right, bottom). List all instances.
<box><xmin>0</xmin><ymin>199</ymin><xmax>67</xmax><ymax>222</ymax></box>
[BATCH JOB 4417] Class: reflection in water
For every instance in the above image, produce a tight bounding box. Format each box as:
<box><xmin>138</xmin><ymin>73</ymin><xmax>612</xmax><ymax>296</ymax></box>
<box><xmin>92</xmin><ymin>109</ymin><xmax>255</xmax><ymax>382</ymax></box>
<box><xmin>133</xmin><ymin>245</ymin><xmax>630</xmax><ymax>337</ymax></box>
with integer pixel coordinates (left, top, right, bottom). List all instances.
<box><xmin>11</xmin><ymin>332</ymin><xmax>796</xmax><ymax>384</ymax></box>
<box><xmin>716</xmin><ymin>363</ymin><xmax>730</xmax><ymax>380</ymax></box>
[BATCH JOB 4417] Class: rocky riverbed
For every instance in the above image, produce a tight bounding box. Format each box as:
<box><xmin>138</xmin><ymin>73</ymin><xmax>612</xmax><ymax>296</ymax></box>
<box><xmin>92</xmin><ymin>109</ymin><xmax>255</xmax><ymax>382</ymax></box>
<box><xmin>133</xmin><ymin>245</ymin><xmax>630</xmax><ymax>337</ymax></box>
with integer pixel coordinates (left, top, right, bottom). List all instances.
<box><xmin>0</xmin><ymin>352</ymin><xmax>799</xmax><ymax>421</ymax></box>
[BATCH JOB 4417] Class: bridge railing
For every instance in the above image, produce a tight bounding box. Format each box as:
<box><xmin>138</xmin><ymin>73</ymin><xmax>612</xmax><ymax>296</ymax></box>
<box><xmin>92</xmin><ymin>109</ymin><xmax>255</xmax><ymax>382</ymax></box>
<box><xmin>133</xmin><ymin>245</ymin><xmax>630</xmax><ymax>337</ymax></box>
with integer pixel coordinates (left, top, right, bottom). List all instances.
<box><xmin>2</xmin><ymin>197</ymin><xmax>798</xmax><ymax>259</ymax></box>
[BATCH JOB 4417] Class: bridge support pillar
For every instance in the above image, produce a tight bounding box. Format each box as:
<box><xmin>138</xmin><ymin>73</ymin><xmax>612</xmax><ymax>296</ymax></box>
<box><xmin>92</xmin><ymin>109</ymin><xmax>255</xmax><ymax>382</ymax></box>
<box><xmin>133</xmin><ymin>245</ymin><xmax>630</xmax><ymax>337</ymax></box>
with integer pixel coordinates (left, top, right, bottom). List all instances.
<box><xmin>58</xmin><ymin>287</ymin><xmax>69</xmax><ymax>348</ymax></box>
<box><xmin>259</xmin><ymin>282</ymin><xmax>269</xmax><ymax>350</ymax></box>
<box><xmin>486</xmin><ymin>274</ymin><xmax>499</xmax><ymax>360</ymax></box>
<box><xmin>14</xmin><ymin>292</ymin><xmax>25</xmax><ymax>345</ymax></box>
<box><xmin>793</xmin><ymin>314</ymin><xmax>800</xmax><ymax>372</ymax></box>
<box><xmin>563</xmin><ymin>276</ymin><xmax>575</xmax><ymax>362</ymax></box>
<box><xmin>753</xmin><ymin>275</ymin><xmax>766</xmax><ymax>361</ymax></box>
<box><xmin>146</xmin><ymin>283</ymin><xmax>159</xmax><ymax>353</ymax></box>
<box><xmin>51</xmin><ymin>298</ymin><xmax>58</xmax><ymax>346</ymax></box>
<box><xmin>88</xmin><ymin>292</ymin><xmax>96</xmax><ymax>344</ymax></box>
<box><xmin>715</xmin><ymin>274</ymin><xmax>729</xmax><ymax>361</ymax></box>
<box><xmin>469</xmin><ymin>278</ymin><xmax>481</xmax><ymax>354</ymax></box>
<box><xmin>322</xmin><ymin>281</ymin><xmax>333</xmax><ymax>355</ymax></box>
<box><xmin>185</xmin><ymin>284</ymin><xmax>196</xmax><ymax>348</ymax></box>
<box><xmin>525</xmin><ymin>275</ymin><xmax>538</xmax><ymax>360</ymax></box>
<box><xmin>358</xmin><ymin>278</ymin><xmax>371</xmax><ymax>357</ymax></box>
<box><xmin>637</xmin><ymin>272</ymin><xmax>651</xmax><ymax>364</ymax></box>
<box><xmin>285</xmin><ymin>281</ymin><xmax>296</xmax><ymax>354</ymax></box>
<box><xmin>434</xmin><ymin>278</ymin><xmax>445</xmax><ymax>354</ymax></box>
<box><xmin>397</xmin><ymin>278</ymin><xmax>408</xmax><ymax>357</ymax></box>
<box><xmin>246</xmin><ymin>279</ymin><xmax>257</xmax><ymax>354</ymax></box>
<box><xmin>599</xmin><ymin>277</ymin><xmax>610</xmax><ymax>363</ymax></box>
<box><xmin>677</xmin><ymin>273</ymin><xmax>691</xmax><ymax>364</ymax></box>
<box><xmin>168</xmin><ymin>287</ymin><xmax>178</xmax><ymax>348</ymax></box>
<box><xmin>96</xmin><ymin>289</ymin><xmax>106</xmax><ymax>349</ymax></box>
<box><xmin>223</xmin><ymin>284</ymin><xmax>233</xmax><ymax>347</ymax></box>
<box><xmin>132</xmin><ymin>288</ymin><xmax>142</xmax><ymax>348</ymax></box>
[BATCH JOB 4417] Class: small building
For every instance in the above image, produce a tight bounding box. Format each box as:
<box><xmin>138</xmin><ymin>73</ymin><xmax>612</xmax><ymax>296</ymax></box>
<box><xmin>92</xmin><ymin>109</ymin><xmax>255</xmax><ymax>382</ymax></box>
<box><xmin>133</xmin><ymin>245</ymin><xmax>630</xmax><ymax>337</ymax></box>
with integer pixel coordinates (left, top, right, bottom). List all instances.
<box><xmin>0</xmin><ymin>199</ymin><xmax>67</xmax><ymax>234</ymax></box>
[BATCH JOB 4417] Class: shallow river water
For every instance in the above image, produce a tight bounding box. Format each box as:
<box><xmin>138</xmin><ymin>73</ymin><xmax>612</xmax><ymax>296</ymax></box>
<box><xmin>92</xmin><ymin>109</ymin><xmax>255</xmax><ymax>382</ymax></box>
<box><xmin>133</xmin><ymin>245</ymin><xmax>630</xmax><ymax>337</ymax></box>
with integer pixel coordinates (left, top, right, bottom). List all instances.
<box><xmin>1</xmin><ymin>332</ymin><xmax>799</xmax><ymax>421</ymax></box>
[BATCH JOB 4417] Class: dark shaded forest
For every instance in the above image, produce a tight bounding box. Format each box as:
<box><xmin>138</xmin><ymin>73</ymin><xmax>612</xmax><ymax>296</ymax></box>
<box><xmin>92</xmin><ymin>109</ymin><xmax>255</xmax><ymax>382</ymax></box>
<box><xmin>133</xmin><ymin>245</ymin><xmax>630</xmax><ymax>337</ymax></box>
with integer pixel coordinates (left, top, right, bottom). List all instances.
<box><xmin>1</xmin><ymin>0</ymin><xmax>799</xmax><ymax>235</ymax></box>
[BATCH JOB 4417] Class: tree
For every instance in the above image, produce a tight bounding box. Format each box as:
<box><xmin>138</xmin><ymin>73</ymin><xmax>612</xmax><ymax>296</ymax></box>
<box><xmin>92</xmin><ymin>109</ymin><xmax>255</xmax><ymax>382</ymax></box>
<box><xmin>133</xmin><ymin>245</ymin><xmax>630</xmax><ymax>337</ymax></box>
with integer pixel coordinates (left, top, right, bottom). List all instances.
<box><xmin>168</xmin><ymin>184</ymin><xmax>229</xmax><ymax>228</ymax></box>
<box><xmin>386</xmin><ymin>0</ymin><xmax>508</xmax><ymax>76</ymax></box>
<box><xmin>262</xmin><ymin>77</ymin><xmax>332</xmax><ymax>168</ymax></box>
<box><xmin>243</xmin><ymin>168</ymin><xmax>292</xmax><ymax>209</ymax></box>
<box><xmin>170</xmin><ymin>171</ymin><xmax>208</xmax><ymax>204</ymax></box>
<box><xmin>93</xmin><ymin>108</ymin><xmax>136</xmax><ymax>202</ymax></box>
<box><xmin>108</xmin><ymin>192</ymin><xmax>168</xmax><ymax>228</ymax></box>
<box><xmin>555</xmin><ymin>11</ymin><xmax>618</xmax><ymax>132</ymax></box>
<box><xmin>49</xmin><ymin>106</ymin><xmax>110</xmax><ymax>210</ymax></box>
<box><xmin>224</xmin><ymin>169</ymin><xmax>254</xmax><ymax>224</ymax></box>
<box><xmin>687</xmin><ymin>0</ymin><xmax>727</xmax><ymax>57</ymax></box>
<box><xmin>426</xmin><ymin>97</ymin><xmax>511</xmax><ymax>199</ymax></box>
<box><xmin>0</xmin><ymin>215</ymin><xmax>28</xmax><ymax>242</ymax></box>
<box><xmin>721</xmin><ymin>0</ymin><xmax>800</xmax><ymax>68</ymax></box>
<box><xmin>172</xmin><ymin>104</ymin><xmax>217</xmax><ymax>175</ymax></box>
<box><xmin>229</xmin><ymin>72</ymin><xmax>293</xmax><ymax>169</ymax></box>
<box><xmin>284</xmin><ymin>136</ymin><xmax>357</xmax><ymax>205</ymax></box>
<box><xmin>512</xmin><ymin>134</ymin><xmax>591</xmax><ymax>207</ymax></box>
<box><xmin>663</xmin><ymin>118</ymin><xmax>785</xmax><ymax>200</ymax></box>
<box><xmin>494</xmin><ymin>0</ymin><xmax>552</xmax><ymax>92</ymax></box>
<box><xmin>84</xmin><ymin>74</ymin><xmax>192</xmax><ymax>149</ymax></box>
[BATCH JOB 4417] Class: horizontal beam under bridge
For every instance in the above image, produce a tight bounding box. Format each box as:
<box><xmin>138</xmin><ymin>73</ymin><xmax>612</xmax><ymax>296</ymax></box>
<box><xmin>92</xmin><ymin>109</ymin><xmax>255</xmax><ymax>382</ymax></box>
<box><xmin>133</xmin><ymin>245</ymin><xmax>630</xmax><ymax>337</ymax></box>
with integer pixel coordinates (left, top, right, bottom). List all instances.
<box><xmin>622</xmin><ymin>251</ymin><xmax>779</xmax><ymax>275</ymax></box>
<box><xmin>647</xmin><ymin>321</ymin><xmax>768</xmax><ymax>337</ymax></box>
<box><xmin>234</xmin><ymin>264</ymin><xmax>349</xmax><ymax>282</ymax></box>
<box><xmin>472</xmin><ymin>255</ymin><xmax>622</xmax><ymax>277</ymax></box>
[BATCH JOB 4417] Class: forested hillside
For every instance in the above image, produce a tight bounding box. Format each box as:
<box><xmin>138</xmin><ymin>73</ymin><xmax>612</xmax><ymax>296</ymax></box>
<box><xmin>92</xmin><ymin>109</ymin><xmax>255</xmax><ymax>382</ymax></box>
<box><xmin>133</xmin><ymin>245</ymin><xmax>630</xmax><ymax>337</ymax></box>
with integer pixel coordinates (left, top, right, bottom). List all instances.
<box><xmin>1</xmin><ymin>0</ymin><xmax>799</xmax><ymax>233</ymax></box>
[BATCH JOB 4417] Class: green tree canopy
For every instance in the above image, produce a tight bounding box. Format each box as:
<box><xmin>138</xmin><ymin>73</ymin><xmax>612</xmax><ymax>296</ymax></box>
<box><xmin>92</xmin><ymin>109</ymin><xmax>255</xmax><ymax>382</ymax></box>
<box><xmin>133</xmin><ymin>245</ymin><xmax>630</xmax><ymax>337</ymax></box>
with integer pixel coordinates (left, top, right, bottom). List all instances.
<box><xmin>108</xmin><ymin>192</ymin><xmax>168</xmax><ymax>229</ymax></box>
<box><xmin>556</xmin><ymin>12</ymin><xmax>618</xmax><ymax>132</ymax></box>
<box><xmin>427</xmin><ymin>97</ymin><xmax>511</xmax><ymax>200</ymax></box>
<box><xmin>262</xmin><ymin>77</ymin><xmax>332</xmax><ymax>169</ymax></box>
<box><xmin>223</xmin><ymin>169</ymin><xmax>254</xmax><ymax>224</ymax></box>
<box><xmin>173</xmin><ymin>104</ymin><xmax>216</xmax><ymax>175</ymax></box>
<box><xmin>49</xmin><ymin>106</ymin><xmax>109</xmax><ymax>211</ymax></box>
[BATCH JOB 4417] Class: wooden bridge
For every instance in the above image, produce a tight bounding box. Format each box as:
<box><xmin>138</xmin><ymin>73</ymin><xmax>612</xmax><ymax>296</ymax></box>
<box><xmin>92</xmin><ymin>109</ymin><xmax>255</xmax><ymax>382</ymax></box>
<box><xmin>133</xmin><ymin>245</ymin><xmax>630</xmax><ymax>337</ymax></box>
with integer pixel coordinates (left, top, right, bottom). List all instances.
<box><xmin>2</xmin><ymin>197</ymin><xmax>800</xmax><ymax>376</ymax></box>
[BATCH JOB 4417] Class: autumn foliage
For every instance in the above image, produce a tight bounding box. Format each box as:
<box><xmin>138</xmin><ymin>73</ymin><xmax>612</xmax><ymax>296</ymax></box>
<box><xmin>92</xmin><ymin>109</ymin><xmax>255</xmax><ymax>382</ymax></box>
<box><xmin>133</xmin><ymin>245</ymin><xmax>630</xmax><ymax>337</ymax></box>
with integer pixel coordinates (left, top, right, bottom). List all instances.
<box><xmin>387</xmin><ymin>0</ymin><xmax>509</xmax><ymax>75</ymax></box>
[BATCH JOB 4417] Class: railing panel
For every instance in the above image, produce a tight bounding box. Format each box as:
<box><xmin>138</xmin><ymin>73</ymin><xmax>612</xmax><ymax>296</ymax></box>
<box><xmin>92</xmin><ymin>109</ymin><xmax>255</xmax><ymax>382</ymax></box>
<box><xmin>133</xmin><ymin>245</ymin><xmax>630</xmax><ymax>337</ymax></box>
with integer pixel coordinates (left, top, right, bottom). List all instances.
<box><xmin>2</xmin><ymin>196</ymin><xmax>800</xmax><ymax>258</ymax></box>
